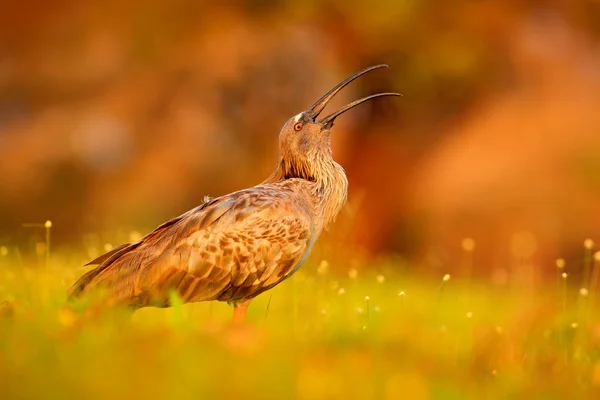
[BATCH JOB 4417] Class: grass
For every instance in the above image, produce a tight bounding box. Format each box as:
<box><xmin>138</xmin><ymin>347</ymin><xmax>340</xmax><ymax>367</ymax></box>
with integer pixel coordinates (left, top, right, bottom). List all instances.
<box><xmin>1</xmin><ymin>241</ymin><xmax>600</xmax><ymax>399</ymax></box>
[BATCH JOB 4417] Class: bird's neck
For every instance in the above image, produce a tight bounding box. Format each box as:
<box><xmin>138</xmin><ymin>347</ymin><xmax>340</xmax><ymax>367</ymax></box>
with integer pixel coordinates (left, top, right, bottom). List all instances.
<box><xmin>316</xmin><ymin>159</ymin><xmax>348</xmax><ymax>231</ymax></box>
<box><xmin>263</xmin><ymin>151</ymin><xmax>348</xmax><ymax>231</ymax></box>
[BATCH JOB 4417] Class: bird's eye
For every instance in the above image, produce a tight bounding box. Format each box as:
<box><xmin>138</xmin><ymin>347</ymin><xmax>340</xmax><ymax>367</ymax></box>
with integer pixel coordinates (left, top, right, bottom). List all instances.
<box><xmin>294</xmin><ymin>122</ymin><xmax>303</xmax><ymax>131</ymax></box>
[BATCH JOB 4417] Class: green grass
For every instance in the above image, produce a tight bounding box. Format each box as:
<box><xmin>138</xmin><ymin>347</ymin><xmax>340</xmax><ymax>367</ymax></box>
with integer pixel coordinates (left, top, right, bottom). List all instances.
<box><xmin>1</xmin><ymin>247</ymin><xmax>600</xmax><ymax>399</ymax></box>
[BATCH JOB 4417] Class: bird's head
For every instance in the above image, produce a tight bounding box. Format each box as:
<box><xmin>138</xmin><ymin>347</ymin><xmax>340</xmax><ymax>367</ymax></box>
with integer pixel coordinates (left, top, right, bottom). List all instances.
<box><xmin>277</xmin><ymin>64</ymin><xmax>400</xmax><ymax>181</ymax></box>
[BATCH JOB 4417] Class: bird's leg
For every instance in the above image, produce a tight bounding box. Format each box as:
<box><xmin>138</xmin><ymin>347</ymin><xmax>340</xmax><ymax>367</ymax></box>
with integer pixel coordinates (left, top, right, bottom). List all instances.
<box><xmin>231</xmin><ymin>299</ymin><xmax>251</xmax><ymax>324</ymax></box>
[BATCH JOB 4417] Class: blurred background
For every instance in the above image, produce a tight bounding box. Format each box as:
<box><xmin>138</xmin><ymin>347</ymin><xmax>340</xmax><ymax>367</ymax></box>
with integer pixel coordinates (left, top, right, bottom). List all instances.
<box><xmin>2</xmin><ymin>0</ymin><xmax>600</xmax><ymax>274</ymax></box>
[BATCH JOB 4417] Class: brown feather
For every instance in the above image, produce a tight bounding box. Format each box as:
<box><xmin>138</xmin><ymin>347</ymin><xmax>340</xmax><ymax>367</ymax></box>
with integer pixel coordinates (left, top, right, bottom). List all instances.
<box><xmin>84</xmin><ymin>243</ymin><xmax>131</xmax><ymax>266</ymax></box>
<box><xmin>68</xmin><ymin>180</ymin><xmax>317</xmax><ymax>307</ymax></box>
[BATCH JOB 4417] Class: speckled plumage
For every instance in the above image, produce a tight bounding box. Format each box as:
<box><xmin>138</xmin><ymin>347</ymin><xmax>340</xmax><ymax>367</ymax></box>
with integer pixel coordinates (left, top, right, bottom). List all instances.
<box><xmin>68</xmin><ymin>65</ymin><xmax>399</xmax><ymax>319</ymax></box>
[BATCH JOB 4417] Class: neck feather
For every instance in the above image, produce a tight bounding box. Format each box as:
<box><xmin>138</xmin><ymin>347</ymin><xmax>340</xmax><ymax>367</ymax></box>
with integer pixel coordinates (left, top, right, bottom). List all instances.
<box><xmin>263</xmin><ymin>153</ymin><xmax>348</xmax><ymax>231</ymax></box>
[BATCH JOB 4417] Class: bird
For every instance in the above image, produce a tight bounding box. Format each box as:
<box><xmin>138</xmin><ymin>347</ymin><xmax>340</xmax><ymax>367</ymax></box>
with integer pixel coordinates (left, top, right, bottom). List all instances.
<box><xmin>68</xmin><ymin>64</ymin><xmax>400</xmax><ymax>323</ymax></box>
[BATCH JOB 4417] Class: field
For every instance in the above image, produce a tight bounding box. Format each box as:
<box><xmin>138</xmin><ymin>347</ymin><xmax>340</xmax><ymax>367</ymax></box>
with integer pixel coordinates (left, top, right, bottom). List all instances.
<box><xmin>1</xmin><ymin>236</ymin><xmax>600</xmax><ymax>400</ymax></box>
<box><xmin>3</xmin><ymin>0</ymin><xmax>600</xmax><ymax>398</ymax></box>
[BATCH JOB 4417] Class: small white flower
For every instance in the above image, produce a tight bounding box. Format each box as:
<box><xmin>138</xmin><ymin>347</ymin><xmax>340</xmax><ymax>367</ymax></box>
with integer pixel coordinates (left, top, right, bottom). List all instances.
<box><xmin>348</xmin><ymin>268</ymin><xmax>358</xmax><ymax>279</ymax></box>
<box><xmin>376</xmin><ymin>274</ymin><xmax>385</xmax><ymax>284</ymax></box>
<box><xmin>338</xmin><ymin>288</ymin><xmax>346</xmax><ymax>295</ymax></box>
<box><xmin>466</xmin><ymin>311</ymin><xmax>473</xmax><ymax>318</ymax></box>
<box><xmin>461</xmin><ymin>237</ymin><xmax>475</xmax><ymax>252</ymax></box>
<box><xmin>44</xmin><ymin>220</ymin><xmax>53</xmax><ymax>229</ymax></box>
<box><xmin>584</xmin><ymin>239</ymin><xmax>594</xmax><ymax>250</ymax></box>
<box><xmin>556</xmin><ymin>258</ymin><xmax>565</xmax><ymax>269</ymax></box>
<box><xmin>580</xmin><ymin>288</ymin><xmax>589</xmax><ymax>297</ymax></box>
<box><xmin>129</xmin><ymin>230</ymin><xmax>142</xmax><ymax>242</ymax></box>
<box><xmin>443</xmin><ymin>274</ymin><xmax>451</xmax><ymax>282</ymax></box>
<box><xmin>317</xmin><ymin>260</ymin><xmax>329</xmax><ymax>275</ymax></box>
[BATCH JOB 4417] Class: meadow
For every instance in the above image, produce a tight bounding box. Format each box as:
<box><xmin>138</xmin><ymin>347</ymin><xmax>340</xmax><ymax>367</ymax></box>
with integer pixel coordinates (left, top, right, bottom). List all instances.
<box><xmin>1</xmin><ymin>232</ymin><xmax>600</xmax><ymax>399</ymax></box>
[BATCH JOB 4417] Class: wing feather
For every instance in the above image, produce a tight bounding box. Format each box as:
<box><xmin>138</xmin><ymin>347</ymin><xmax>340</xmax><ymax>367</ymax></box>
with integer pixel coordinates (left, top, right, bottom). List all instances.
<box><xmin>68</xmin><ymin>181</ymin><xmax>315</xmax><ymax>307</ymax></box>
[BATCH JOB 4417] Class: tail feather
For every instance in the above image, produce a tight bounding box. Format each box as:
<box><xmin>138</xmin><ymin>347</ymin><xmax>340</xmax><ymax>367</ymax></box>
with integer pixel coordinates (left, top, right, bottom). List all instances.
<box><xmin>68</xmin><ymin>242</ymin><xmax>140</xmax><ymax>299</ymax></box>
<box><xmin>67</xmin><ymin>268</ymin><xmax>102</xmax><ymax>298</ymax></box>
<box><xmin>67</xmin><ymin>203</ymin><xmax>207</xmax><ymax>304</ymax></box>
<box><xmin>84</xmin><ymin>243</ymin><xmax>130</xmax><ymax>266</ymax></box>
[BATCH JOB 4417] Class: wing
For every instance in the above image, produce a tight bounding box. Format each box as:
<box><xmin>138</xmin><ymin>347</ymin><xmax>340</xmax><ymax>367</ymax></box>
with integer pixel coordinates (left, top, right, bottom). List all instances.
<box><xmin>68</xmin><ymin>182</ymin><xmax>314</xmax><ymax>308</ymax></box>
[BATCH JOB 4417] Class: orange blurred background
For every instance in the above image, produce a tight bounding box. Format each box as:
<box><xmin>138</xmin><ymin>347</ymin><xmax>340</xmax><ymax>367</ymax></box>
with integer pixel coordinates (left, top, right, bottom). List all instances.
<box><xmin>2</xmin><ymin>0</ymin><xmax>600</xmax><ymax>272</ymax></box>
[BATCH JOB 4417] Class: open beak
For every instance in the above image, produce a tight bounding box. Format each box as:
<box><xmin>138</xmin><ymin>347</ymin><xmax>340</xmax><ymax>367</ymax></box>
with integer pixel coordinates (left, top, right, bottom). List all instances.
<box><xmin>307</xmin><ymin>64</ymin><xmax>401</xmax><ymax>127</ymax></box>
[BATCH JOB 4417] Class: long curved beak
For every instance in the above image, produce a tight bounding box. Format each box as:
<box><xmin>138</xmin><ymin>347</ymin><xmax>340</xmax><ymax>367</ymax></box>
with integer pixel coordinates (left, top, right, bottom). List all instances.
<box><xmin>306</xmin><ymin>64</ymin><xmax>401</xmax><ymax>126</ymax></box>
<box><xmin>318</xmin><ymin>92</ymin><xmax>401</xmax><ymax>126</ymax></box>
